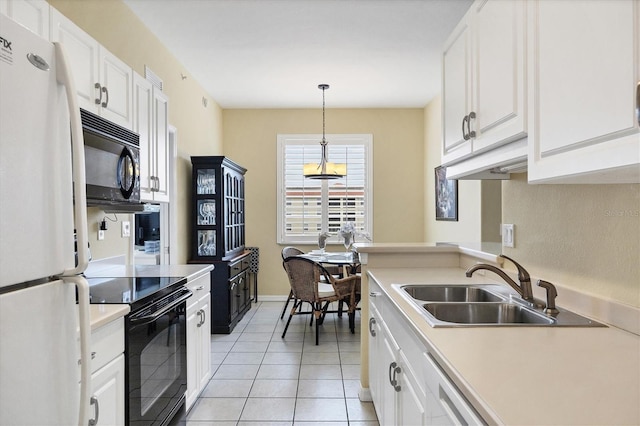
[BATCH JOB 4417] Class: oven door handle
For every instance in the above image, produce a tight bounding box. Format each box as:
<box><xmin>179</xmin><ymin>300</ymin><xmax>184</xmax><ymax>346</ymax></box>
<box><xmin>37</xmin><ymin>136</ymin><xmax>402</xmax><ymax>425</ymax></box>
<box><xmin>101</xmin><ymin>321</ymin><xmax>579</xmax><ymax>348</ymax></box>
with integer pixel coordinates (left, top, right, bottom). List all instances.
<box><xmin>130</xmin><ymin>290</ymin><xmax>193</xmax><ymax>325</ymax></box>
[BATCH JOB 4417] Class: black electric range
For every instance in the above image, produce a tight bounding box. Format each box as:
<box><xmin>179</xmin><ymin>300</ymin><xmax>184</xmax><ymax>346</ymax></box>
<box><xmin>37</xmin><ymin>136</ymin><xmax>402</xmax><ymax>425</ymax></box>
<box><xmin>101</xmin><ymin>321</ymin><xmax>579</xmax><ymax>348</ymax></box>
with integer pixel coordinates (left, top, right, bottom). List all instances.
<box><xmin>86</xmin><ymin>275</ymin><xmax>191</xmax><ymax>426</ymax></box>
<box><xmin>86</xmin><ymin>275</ymin><xmax>187</xmax><ymax>313</ymax></box>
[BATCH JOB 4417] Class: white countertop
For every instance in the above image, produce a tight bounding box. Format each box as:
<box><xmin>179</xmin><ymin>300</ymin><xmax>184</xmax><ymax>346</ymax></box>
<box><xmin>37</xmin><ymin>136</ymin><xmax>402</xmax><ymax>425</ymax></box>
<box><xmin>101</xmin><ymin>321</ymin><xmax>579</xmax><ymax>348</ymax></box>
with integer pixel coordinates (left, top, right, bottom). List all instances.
<box><xmin>368</xmin><ymin>267</ymin><xmax>640</xmax><ymax>425</ymax></box>
<box><xmin>90</xmin><ymin>304</ymin><xmax>129</xmax><ymax>330</ymax></box>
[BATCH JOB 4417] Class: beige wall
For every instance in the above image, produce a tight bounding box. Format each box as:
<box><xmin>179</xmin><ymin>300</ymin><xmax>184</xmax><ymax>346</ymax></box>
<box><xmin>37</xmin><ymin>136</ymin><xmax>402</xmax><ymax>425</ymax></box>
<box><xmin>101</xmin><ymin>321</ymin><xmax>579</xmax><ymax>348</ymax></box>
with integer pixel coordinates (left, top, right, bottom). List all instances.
<box><xmin>49</xmin><ymin>0</ymin><xmax>223</xmax><ymax>263</ymax></box>
<box><xmin>502</xmin><ymin>175</ymin><xmax>640</xmax><ymax>307</ymax></box>
<box><xmin>84</xmin><ymin>208</ymin><xmax>131</xmax><ymax>262</ymax></box>
<box><xmin>223</xmin><ymin>108</ymin><xmax>425</xmax><ymax>297</ymax></box>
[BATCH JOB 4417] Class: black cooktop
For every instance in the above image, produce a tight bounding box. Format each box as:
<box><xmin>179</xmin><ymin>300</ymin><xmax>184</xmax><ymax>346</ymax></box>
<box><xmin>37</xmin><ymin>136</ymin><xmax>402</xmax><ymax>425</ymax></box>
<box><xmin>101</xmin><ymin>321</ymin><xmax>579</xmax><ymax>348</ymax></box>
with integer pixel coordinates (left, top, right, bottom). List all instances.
<box><xmin>86</xmin><ymin>276</ymin><xmax>187</xmax><ymax>311</ymax></box>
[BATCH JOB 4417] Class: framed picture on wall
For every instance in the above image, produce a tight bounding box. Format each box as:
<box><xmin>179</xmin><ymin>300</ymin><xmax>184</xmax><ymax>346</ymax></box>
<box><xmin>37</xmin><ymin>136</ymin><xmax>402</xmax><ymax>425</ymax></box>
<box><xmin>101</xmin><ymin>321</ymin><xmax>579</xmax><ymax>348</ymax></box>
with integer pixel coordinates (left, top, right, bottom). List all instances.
<box><xmin>435</xmin><ymin>166</ymin><xmax>458</xmax><ymax>221</ymax></box>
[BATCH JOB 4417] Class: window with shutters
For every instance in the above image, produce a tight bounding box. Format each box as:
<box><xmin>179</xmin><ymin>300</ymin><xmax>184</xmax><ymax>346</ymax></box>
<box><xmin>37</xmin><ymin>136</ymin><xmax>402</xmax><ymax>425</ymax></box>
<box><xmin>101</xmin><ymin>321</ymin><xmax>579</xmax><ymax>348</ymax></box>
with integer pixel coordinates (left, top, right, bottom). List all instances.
<box><xmin>277</xmin><ymin>134</ymin><xmax>373</xmax><ymax>245</ymax></box>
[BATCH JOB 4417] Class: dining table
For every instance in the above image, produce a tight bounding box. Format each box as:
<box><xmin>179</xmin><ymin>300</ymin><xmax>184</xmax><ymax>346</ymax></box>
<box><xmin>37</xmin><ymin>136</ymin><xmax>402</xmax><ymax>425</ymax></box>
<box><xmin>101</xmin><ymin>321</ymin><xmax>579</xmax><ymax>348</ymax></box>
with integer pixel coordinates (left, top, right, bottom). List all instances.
<box><xmin>298</xmin><ymin>250</ymin><xmax>360</xmax><ymax>276</ymax></box>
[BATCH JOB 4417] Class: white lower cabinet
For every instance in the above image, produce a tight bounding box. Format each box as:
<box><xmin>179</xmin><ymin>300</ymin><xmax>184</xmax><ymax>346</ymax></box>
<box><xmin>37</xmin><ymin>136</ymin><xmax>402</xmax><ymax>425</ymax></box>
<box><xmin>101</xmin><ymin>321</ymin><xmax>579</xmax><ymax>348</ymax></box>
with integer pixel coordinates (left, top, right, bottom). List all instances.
<box><xmin>369</xmin><ymin>279</ymin><xmax>481</xmax><ymax>425</ymax></box>
<box><xmin>88</xmin><ymin>317</ymin><xmax>125</xmax><ymax>426</ymax></box>
<box><xmin>185</xmin><ymin>272</ymin><xmax>212</xmax><ymax>411</ymax></box>
<box><xmin>369</xmin><ymin>282</ymin><xmax>426</xmax><ymax>426</ymax></box>
<box><xmin>423</xmin><ymin>352</ymin><xmax>484</xmax><ymax>426</ymax></box>
<box><xmin>90</xmin><ymin>354</ymin><xmax>125</xmax><ymax>426</ymax></box>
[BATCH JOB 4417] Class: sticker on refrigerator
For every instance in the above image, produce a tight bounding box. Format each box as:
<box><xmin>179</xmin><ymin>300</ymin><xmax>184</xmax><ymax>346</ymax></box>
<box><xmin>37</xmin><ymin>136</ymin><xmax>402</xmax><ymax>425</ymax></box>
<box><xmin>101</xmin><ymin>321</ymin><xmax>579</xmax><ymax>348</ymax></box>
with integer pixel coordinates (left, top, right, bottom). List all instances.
<box><xmin>0</xmin><ymin>35</ymin><xmax>13</xmax><ymax>65</ymax></box>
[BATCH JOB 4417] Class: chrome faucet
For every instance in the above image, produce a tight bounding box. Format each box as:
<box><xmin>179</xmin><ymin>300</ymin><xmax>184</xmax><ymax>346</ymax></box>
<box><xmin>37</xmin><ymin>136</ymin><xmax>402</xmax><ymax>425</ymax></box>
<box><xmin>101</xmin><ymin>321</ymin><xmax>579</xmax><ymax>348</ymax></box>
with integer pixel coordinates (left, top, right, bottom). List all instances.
<box><xmin>465</xmin><ymin>254</ymin><xmax>534</xmax><ymax>302</ymax></box>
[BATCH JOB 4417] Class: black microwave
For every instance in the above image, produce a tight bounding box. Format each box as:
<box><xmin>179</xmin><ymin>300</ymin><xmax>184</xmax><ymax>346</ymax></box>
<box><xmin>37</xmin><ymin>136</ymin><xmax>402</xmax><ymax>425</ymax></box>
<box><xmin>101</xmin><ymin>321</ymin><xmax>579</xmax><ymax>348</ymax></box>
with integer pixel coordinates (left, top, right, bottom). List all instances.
<box><xmin>80</xmin><ymin>109</ymin><xmax>142</xmax><ymax>208</ymax></box>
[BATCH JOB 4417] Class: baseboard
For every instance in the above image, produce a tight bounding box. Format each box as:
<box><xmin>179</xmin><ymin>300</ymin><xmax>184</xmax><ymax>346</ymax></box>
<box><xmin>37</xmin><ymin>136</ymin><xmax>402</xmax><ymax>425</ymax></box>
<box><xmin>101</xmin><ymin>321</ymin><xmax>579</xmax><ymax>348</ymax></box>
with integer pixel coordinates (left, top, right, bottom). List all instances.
<box><xmin>358</xmin><ymin>387</ymin><xmax>372</xmax><ymax>402</ymax></box>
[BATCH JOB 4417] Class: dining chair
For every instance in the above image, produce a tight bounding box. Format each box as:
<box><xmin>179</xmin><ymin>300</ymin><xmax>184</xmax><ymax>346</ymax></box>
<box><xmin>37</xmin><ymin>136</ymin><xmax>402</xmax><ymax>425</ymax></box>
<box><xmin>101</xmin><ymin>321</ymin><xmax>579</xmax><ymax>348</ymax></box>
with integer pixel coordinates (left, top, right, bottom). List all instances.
<box><xmin>281</xmin><ymin>256</ymin><xmax>358</xmax><ymax>345</ymax></box>
<box><xmin>280</xmin><ymin>246</ymin><xmax>304</xmax><ymax>319</ymax></box>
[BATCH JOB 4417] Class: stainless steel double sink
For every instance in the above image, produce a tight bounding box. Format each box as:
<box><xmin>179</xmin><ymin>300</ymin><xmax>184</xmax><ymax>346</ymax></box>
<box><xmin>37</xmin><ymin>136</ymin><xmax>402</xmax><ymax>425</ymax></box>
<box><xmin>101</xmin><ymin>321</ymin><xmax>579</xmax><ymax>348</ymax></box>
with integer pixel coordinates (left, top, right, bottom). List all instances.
<box><xmin>395</xmin><ymin>284</ymin><xmax>605</xmax><ymax>327</ymax></box>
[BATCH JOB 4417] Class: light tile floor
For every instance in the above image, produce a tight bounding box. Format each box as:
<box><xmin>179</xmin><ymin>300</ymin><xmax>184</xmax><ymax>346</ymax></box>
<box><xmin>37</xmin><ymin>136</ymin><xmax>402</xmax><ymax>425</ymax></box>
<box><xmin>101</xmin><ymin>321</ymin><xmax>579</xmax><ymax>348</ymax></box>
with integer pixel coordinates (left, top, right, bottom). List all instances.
<box><xmin>170</xmin><ymin>301</ymin><xmax>379</xmax><ymax>425</ymax></box>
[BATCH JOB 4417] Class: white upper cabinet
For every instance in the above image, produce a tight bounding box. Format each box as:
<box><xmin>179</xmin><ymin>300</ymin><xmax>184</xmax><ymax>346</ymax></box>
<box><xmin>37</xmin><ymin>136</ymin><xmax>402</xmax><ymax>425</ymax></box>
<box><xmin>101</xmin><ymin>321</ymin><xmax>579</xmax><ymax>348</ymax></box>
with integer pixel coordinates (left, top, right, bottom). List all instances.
<box><xmin>442</xmin><ymin>11</ymin><xmax>473</xmax><ymax>164</ymax></box>
<box><xmin>50</xmin><ymin>7</ymin><xmax>133</xmax><ymax>129</ymax></box>
<box><xmin>0</xmin><ymin>0</ymin><xmax>49</xmax><ymax>39</ymax></box>
<box><xmin>527</xmin><ymin>0</ymin><xmax>640</xmax><ymax>183</ymax></box>
<box><xmin>134</xmin><ymin>72</ymin><xmax>170</xmax><ymax>203</ymax></box>
<box><xmin>472</xmin><ymin>0</ymin><xmax>526</xmax><ymax>152</ymax></box>
<box><xmin>152</xmin><ymin>88</ymin><xmax>170</xmax><ymax>202</ymax></box>
<box><xmin>442</xmin><ymin>0</ymin><xmax>527</xmax><ymax>169</ymax></box>
<box><xmin>133</xmin><ymin>74</ymin><xmax>154</xmax><ymax>199</ymax></box>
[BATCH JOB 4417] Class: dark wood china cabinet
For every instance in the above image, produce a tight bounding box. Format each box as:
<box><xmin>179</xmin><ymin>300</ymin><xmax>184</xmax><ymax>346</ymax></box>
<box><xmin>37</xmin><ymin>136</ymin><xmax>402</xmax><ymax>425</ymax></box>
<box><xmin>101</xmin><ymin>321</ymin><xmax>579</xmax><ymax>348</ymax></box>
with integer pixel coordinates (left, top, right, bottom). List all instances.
<box><xmin>189</xmin><ymin>156</ymin><xmax>251</xmax><ymax>333</ymax></box>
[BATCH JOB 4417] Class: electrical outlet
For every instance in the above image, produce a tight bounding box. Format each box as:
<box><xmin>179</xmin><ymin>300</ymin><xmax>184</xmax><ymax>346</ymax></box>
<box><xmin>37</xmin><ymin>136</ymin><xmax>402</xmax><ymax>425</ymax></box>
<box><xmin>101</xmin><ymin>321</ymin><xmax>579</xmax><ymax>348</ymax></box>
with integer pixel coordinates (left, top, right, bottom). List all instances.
<box><xmin>98</xmin><ymin>230</ymin><xmax>105</xmax><ymax>240</ymax></box>
<box><xmin>502</xmin><ymin>223</ymin><xmax>515</xmax><ymax>248</ymax></box>
<box><xmin>121</xmin><ymin>221</ymin><xmax>131</xmax><ymax>238</ymax></box>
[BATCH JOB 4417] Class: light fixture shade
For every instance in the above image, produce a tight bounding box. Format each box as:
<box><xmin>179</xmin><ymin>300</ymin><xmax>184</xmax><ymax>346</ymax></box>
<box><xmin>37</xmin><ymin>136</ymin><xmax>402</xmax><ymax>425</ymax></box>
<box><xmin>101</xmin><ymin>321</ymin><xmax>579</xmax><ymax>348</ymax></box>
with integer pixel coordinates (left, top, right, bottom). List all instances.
<box><xmin>304</xmin><ymin>83</ymin><xmax>346</xmax><ymax>180</ymax></box>
<box><xmin>303</xmin><ymin>161</ymin><xmax>347</xmax><ymax>179</ymax></box>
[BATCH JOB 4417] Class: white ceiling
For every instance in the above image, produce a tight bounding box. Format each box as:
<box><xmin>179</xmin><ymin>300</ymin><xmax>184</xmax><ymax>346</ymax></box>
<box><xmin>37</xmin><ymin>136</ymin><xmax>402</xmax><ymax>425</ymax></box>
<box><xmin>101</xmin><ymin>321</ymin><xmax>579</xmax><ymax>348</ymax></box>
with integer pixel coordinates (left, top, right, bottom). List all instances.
<box><xmin>123</xmin><ymin>0</ymin><xmax>472</xmax><ymax>109</ymax></box>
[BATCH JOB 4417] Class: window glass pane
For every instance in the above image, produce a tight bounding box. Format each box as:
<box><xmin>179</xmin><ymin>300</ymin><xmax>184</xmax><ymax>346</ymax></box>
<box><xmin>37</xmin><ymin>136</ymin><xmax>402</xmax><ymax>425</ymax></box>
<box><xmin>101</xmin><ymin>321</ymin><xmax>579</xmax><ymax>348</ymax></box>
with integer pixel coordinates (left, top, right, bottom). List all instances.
<box><xmin>278</xmin><ymin>134</ymin><xmax>372</xmax><ymax>244</ymax></box>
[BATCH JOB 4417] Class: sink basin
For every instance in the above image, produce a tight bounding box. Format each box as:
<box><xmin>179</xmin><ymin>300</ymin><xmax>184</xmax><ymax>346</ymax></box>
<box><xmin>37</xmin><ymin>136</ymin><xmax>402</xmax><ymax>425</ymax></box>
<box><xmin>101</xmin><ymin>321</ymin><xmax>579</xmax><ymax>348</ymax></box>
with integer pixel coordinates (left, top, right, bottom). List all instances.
<box><xmin>402</xmin><ymin>285</ymin><xmax>504</xmax><ymax>303</ymax></box>
<box><xmin>423</xmin><ymin>302</ymin><xmax>555</xmax><ymax>325</ymax></box>
<box><xmin>392</xmin><ymin>283</ymin><xmax>606</xmax><ymax>328</ymax></box>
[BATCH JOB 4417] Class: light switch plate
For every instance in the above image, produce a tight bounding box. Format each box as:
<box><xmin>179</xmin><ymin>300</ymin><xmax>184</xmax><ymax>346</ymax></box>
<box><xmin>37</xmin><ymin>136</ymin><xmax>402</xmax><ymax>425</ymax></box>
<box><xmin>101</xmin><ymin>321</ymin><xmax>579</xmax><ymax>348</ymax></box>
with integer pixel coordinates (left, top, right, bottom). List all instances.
<box><xmin>121</xmin><ymin>221</ymin><xmax>131</xmax><ymax>238</ymax></box>
<box><xmin>502</xmin><ymin>224</ymin><xmax>515</xmax><ymax>248</ymax></box>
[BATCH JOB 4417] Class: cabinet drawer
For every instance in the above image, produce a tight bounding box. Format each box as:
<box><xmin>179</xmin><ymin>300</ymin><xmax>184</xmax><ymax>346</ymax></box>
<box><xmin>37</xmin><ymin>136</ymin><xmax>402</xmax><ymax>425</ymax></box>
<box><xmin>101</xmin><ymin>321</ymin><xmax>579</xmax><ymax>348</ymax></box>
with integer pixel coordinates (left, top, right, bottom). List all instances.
<box><xmin>228</xmin><ymin>255</ymin><xmax>249</xmax><ymax>277</ymax></box>
<box><xmin>187</xmin><ymin>273</ymin><xmax>211</xmax><ymax>309</ymax></box>
<box><xmin>91</xmin><ymin>318</ymin><xmax>124</xmax><ymax>374</ymax></box>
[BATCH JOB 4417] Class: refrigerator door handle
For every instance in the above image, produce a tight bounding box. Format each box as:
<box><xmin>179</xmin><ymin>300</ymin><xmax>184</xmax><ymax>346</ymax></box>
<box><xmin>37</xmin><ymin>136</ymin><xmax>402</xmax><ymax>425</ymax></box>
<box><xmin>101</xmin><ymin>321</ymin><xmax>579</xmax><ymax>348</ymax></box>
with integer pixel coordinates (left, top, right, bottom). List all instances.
<box><xmin>54</xmin><ymin>42</ymin><xmax>90</xmax><ymax>426</ymax></box>
<box><xmin>64</xmin><ymin>275</ymin><xmax>92</xmax><ymax>426</ymax></box>
<box><xmin>54</xmin><ymin>43</ymin><xmax>89</xmax><ymax>276</ymax></box>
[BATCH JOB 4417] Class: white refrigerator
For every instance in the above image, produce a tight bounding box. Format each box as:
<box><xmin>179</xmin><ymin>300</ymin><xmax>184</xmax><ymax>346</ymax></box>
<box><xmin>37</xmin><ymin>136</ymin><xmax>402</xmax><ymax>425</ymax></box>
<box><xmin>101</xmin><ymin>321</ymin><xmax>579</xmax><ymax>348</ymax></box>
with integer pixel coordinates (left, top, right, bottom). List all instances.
<box><xmin>0</xmin><ymin>14</ymin><xmax>92</xmax><ymax>426</ymax></box>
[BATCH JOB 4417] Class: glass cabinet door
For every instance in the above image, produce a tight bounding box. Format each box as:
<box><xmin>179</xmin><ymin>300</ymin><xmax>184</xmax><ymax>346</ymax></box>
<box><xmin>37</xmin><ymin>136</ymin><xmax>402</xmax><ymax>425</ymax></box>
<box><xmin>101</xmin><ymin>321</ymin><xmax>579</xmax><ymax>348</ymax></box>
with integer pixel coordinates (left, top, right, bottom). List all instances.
<box><xmin>191</xmin><ymin>156</ymin><xmax>246</xmax><ymax>261</ymax></box>
<box><xmin>196</xmin><ymin>169</ymin><xmax>215</xmax><ymax>195</ymax></box>
<box><xmin>197</xmin><ymin>230</ymin><xmax>216</xmax><ymax>257</ymax></box>
<box><xmin>197</xmin><ymin>200</ymin><xmax>216</xmax><ymax>225</ymax></box>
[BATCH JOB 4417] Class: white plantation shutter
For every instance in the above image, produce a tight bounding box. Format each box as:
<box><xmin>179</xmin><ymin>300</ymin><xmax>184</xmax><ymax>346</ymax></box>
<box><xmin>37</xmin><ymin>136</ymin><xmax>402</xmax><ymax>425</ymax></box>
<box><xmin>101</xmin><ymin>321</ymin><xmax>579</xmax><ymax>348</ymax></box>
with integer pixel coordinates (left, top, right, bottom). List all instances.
<box><xmin>277</xmin><ymin>134</ymin><xmax>373</xmax><ymax>244</ymax></box>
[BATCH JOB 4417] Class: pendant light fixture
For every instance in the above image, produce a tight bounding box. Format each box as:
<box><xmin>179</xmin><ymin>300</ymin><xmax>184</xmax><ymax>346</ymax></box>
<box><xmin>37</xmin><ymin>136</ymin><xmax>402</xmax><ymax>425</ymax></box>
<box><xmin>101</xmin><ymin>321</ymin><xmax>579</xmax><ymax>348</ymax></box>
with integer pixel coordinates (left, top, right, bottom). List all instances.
<box><xmin>303</xmin><ymin>84</ymin><xmax>346</xmax><ymax>179</ymax></box>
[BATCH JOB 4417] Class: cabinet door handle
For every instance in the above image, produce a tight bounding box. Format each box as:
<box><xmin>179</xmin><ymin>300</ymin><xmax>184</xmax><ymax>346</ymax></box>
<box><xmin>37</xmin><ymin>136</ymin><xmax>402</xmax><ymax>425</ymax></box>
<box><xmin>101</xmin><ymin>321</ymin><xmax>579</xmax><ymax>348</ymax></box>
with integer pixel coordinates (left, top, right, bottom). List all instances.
<box><xmin>200</xmin><ymin>308</ymin><xmax>206</xmax><ymax>327</ymax></box>
<box><xmin>94</xmin><ymin>83</ymin><xmax>102</xmax><ymax>105</ymax></box>
<box><xmin>369</xmin><ymin>292</ymin><xmax>380</xmax><ymax>298</ymax></box>
<box><xmin>101</xmin><ymin>86</ymin><xmax>109</xmax><ymax>108</ymax></box>
<box><xmin>88</xmin><ymin>395</ymin><xmax>99</xmax><ymax>426</ymax></box>
<box><xmin>636</xmin><ymin>81</ymin><xmax>640</xmax><ymax>126</ymax></box>
<box><xmin>467</xmin><ymin>111</ymin><xmax>476</xmax><ymax>138</ymax></box>
<box><xmin>388</xmin><ymin>362</ymin><xmax>402</xmax><ymax>392</ymax></box>
<box><xmin>461</xmin><ymin>115</ymin><xmax>469</xmax><ymax>140</ymax></box>
<box><xmin>195</xmin><ymin>285</ymin><xmax>205</xmax><ymax>291</ymax></box>
<box><xmin>196</xmin><ymin>310</ymin><xmax>202</xmax><ymax>327</ymax></box>
<box><xmin>368</xmin><ymin>317</ymin><xmax>376</xmax><ymax>337</ymax></box>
